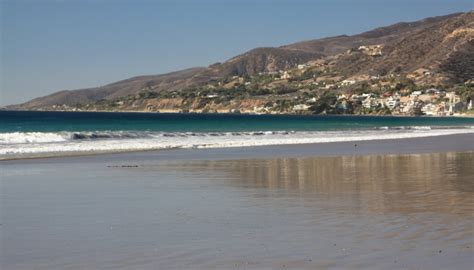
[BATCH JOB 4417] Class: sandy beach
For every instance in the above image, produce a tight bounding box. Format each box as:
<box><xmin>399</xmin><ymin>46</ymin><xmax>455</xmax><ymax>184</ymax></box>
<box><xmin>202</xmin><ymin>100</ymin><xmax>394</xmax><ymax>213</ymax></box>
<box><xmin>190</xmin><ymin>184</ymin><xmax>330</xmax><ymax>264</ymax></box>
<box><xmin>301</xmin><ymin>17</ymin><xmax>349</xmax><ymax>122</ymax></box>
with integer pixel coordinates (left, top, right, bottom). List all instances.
<box><xmin>1</xmin><ymin>134</ymin><xmax>473</xmax><ymax>269</ymax></box>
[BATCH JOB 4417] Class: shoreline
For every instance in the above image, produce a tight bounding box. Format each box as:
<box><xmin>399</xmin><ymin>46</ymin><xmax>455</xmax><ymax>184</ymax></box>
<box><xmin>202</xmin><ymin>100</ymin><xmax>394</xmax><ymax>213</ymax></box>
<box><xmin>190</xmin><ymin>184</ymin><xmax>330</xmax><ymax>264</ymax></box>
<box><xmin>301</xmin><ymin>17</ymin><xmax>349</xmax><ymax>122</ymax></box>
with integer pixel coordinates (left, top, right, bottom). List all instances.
<box><xmin>2</xmin><ymin>109</ymin><xmax>474</xmax><ymax>118</ymax></box>
<box><xmin>2</xmin><ymin>133</ymin><xmax>473</xmax><ymax>163</ymax></box>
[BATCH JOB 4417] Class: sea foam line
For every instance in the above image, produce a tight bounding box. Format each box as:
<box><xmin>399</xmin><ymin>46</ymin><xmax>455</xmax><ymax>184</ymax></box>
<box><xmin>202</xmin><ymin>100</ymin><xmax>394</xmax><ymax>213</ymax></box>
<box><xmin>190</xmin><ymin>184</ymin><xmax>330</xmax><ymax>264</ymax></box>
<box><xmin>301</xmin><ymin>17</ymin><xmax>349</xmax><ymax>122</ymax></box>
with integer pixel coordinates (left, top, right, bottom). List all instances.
<box><xmin>1</xmin><ymin>128</ymin><xmax>473</xmax><ymax>157</ymax></box>
<box><xmin>1</xmin><ymin>126</ymin><xmax>473</xmax><ymax>144</ymax></box>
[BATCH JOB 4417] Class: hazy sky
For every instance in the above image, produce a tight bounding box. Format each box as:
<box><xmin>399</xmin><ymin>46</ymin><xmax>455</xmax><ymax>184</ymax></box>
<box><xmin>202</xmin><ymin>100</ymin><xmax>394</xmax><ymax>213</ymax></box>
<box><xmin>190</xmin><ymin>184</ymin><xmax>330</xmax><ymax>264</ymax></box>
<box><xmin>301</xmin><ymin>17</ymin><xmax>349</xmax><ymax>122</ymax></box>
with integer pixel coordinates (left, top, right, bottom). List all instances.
<box><xmin>1</xmin><ymin>0</ymin><xmax>472</xmax><ymax>106</ymax></box>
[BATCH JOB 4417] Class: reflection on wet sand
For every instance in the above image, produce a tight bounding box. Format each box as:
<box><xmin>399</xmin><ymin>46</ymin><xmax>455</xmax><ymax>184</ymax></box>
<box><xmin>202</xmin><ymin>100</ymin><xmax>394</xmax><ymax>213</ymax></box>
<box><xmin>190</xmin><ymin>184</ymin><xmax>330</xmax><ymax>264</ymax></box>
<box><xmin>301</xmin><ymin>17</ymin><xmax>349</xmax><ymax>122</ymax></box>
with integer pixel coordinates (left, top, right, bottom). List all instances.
<box><xmin>138</xmin><ymin>152</ymin><xmax>473</xmax><ymax>268</ymax></box>
<box><xmin>155</xmin><ymin>152</ymin><xmax>474</xmax><ymax>216</ymax></box>
<box><xmin>3</xmin><ymin>151</ymin><xmax>473</xmax><ymax>269</ymax></box>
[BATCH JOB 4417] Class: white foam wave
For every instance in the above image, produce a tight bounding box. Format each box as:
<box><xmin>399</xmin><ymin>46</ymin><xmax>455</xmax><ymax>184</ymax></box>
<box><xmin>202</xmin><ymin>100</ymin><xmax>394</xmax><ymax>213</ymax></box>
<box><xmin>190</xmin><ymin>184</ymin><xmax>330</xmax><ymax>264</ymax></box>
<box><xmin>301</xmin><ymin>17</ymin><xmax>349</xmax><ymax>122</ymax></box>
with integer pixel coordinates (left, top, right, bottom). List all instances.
<box><xmin>1</xmin><ymin>127</ymin><xmax>473</xmax><ymax>158</ymax></box>
<box><xmin>0</xmin><ymin>132</ymin><xmax>69</xmax><ymax>144</ymax></box>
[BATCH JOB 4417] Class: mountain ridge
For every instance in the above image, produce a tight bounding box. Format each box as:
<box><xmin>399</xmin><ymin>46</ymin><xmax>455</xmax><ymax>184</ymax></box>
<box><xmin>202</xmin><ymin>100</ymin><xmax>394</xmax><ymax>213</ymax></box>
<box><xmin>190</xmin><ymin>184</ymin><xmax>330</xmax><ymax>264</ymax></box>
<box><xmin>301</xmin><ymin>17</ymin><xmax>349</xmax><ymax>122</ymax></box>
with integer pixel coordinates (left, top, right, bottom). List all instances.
<box><xmin>7</xmin><ymin>11</ymin><xmax>473</xmax><ymax>110</ymax></box>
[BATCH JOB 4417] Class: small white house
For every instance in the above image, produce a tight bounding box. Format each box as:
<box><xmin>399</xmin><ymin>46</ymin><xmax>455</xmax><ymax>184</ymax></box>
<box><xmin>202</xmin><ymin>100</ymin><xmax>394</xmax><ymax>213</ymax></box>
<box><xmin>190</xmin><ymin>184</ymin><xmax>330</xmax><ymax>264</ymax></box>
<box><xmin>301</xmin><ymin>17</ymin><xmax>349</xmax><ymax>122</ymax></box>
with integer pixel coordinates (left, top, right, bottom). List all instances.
<box><xmin>297</xmin><ymin>64</ymin><xmax>309</xmax><ymax>70</ymax></box>
<box><xmin>385</xmin><ymin>96</ymin><xmax>400</xmax><ymax>110</ymax></box>
<box><xmin>341</xmin><ymin>79</ymin><xmax>356</xmax><ymax>86</ymax></box>
<box><xmin>293</xmin><ymin>104</ymin><xmax>310</xmax><ymax>111</ymax></box>
<box><xmin>281</xmin><ymin>71</ymin><xmax>291</xmax><ymax>80</ymax></box>
<box><xmin>411</xmin><ymin>90</ymin><xmax>423</xmax><ymax>96</ymax></box>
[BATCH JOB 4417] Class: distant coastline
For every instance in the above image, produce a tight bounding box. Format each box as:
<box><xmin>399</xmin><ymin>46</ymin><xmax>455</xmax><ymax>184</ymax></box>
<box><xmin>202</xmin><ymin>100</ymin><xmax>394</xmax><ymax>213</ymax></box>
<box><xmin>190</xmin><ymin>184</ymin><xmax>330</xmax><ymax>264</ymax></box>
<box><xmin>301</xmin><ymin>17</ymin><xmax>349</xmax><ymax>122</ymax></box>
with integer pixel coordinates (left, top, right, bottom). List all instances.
<box><xmin>7</xmin><ymin>12</ymin><xmax>473</xmax><ymax>118</ymax></box>
<box><xmin>2</xmin><ymin>108</ymin><xmax>473</xmax><ymax>118</ymax></box>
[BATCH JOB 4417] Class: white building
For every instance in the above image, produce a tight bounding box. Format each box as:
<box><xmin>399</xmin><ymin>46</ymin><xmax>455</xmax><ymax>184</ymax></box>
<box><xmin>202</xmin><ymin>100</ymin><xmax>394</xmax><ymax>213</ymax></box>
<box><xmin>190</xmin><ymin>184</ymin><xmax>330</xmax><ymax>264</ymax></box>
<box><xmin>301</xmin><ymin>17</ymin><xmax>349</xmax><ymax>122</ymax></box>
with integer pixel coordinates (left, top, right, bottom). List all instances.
<box><xmin>421</xmin><ymin>103</ymin><xmax>437</xmax><ymax>116</ymax></box>
<box><xmin>411</xmin><ymin>90</ymin><xmax>423</xmax><ymax>97</ymax></box>
<box><xmin>337</xmin><ymin>94</ymin><xmax>348</xmax><ymax>100</ymax></box>
<box><xmin>297</xmin><ymin>64</ymin><xmax>309</xmax><ymax>70</ymax></box>
<box><xmin>341</xmin><ymin>79</ymin><xmax>356</xmax><ymax>86</ymax></box>
<box><xmin>293</xmin><ymin>104</ymin><xmax>310</xmax><ymax>111</ymax></box>
<box><xmin>446</xmin><ymin>92</ymin><xmax>463</xmax><ymax>114</ymax></box>
<box><xmin>307</xmin><ymin>97</ymin><xmax>317</xmax><ymax>103</ymax></box>
<box><xmin>402</xmin><ymin>99</ymin><xmax>415</xmax><ymax>114</ymax></box>
<box><xmin>281</xmin><ymin>71</ymin><xmax>291</xmax><ymax>80</ymax></box>
<box><xmin>362</xmin><ymin>97</ymin><xmax>377</xmax><ymax>109</ymax></box>
<box><xmin>385</xmin><ymin>96</ymin><xmax>400</xmax><ymax>110</ymax></box>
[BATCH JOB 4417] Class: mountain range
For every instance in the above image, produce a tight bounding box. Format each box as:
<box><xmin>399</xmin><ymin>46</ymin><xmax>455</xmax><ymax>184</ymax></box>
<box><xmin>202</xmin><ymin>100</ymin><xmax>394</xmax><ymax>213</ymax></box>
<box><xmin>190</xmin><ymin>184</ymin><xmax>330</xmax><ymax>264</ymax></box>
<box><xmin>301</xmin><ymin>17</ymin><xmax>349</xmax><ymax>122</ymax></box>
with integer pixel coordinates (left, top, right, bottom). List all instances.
<box><xmin>8</xmin><ymin>11</ymin><xmax>474</xmax><ymax>110</ymax></box>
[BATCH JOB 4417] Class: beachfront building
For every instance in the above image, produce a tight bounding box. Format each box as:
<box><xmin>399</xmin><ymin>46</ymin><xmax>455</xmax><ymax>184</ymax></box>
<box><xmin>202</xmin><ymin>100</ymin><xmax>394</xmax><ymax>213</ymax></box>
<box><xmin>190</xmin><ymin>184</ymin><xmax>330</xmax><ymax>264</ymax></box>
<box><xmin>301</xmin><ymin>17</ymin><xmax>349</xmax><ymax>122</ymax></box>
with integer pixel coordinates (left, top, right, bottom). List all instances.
<box><xmin>401</xmin><ymin>99</ymin><xmax>423</xmax><ymax>115</ymax></box>
<box><xmin>446</xmin><ymin>92</ymin><xmax>463</xmax><ymax>114</ymax></box>
<box><xmin>336</xmin><ymin>99</ymin><xmax>349</xmax><ymax>111</ymax></box>
<box><xmin>421</xmin><ymin>103</ymin><xmax>438</xmax><ymax>116</ymax></box>
<box><xmin>293</xmin><ymin>104</ymin><xmax>310</xmax><ymax>112</ymax></box>
<box><xmin>385</xmin><ymin>96</ymin><xmax>400</xmax><ymax>110</ymax></box>
<box><xmin>362</xmin><ymin>96</ymin><xmax>382</xmax><ymax>109</ymax></box>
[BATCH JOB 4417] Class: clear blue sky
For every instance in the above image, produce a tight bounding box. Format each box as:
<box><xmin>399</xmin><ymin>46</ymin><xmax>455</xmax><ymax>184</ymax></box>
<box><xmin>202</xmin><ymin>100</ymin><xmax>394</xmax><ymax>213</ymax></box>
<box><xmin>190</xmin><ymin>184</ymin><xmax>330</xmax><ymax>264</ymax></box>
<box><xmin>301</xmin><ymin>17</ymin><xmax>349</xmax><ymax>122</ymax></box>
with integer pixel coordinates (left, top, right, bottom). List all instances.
<box><xmin>1</xmin><ymin>0</ymin><xmax>472</xmax><ymax>106</ymax></box>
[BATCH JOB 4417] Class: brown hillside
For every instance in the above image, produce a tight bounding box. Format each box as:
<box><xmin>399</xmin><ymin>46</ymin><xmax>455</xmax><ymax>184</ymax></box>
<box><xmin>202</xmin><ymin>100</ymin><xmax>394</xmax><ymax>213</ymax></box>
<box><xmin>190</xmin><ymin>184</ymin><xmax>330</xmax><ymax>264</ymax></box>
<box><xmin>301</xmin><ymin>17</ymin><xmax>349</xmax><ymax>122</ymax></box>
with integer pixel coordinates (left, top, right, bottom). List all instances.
<box><xmin>9</xmin><ymin>11</ymin><xmax>472</xmax><ymax>110</ymax></box>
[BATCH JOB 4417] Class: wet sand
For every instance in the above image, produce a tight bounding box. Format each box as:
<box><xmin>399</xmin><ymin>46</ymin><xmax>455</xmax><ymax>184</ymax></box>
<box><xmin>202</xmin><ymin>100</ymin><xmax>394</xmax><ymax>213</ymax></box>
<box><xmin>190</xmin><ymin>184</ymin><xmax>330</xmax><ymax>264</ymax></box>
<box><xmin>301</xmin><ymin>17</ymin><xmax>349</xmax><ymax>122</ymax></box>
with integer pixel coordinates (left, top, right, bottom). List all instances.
<box><xmin>1</xmin><ymin>135</ymin><xmax>474</xmax><ymax>269</ymax></box>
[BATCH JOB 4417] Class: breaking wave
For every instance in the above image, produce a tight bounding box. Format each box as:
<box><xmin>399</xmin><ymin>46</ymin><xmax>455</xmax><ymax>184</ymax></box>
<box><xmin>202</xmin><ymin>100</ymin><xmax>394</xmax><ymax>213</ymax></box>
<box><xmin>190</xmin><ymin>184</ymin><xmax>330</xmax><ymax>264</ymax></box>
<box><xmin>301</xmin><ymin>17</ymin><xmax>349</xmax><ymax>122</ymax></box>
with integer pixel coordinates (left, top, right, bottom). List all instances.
<box><xmin>1</xmin><ymin>126</ymin><xmax>473</xmax><ymax>159</ymax></box>
<box><xmin>374</xmin><ymin>125</ymin><xmax>474</xmax><ymax>130</ymax></box>
<box><xmin>0</xmin><ymin>132</ymin><xmax>69</xmax><ymax>144</ymax></box>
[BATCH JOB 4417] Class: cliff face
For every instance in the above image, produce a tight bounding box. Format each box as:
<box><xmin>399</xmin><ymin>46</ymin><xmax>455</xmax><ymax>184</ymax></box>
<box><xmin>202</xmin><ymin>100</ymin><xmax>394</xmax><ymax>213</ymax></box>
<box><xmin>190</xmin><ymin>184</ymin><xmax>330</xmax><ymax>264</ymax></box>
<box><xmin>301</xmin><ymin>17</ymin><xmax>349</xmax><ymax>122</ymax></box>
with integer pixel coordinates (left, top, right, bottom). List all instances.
<box><xmin>8</xmin><ymin>11</ymin><xmax>474</xmax><ymax>110</ymax></box>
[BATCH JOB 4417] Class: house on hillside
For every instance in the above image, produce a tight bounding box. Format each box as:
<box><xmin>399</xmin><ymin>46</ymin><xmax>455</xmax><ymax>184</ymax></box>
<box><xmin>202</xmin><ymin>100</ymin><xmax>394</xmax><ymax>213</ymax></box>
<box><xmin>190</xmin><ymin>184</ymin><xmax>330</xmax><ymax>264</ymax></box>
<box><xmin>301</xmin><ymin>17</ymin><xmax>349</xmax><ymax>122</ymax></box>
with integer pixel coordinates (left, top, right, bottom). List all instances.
<box><xmin>297</xmin><ymin>64</ymin><xmax>309</xmax><ymax>70</ymax></box>
<box><xmin>281</xmin><ymin>71</ymin><xmax>291</xmax><ymax>80</ymax></box>
<box><xmin>362</xmin><ymin>96</ymin><xmax>378</xmax><ymax>109</ymax></box>
<box><xmin>293</xmin><ymin>104</ymin><xmax>310</xmax><ymax>112</ymax></box>
<box><xmin>358</xmin><ymin>45</ymin><xmax>383</xmax><ymax>56</ymax></box>
<box><xmin>340</xmin><ymin>79</ymin><xmax>356</xmax><ymax>86</ymax></box>
<box><xmin>385</xmin><ymin>96</ymin><xmax>400</xmax><ymax>110</ymax></box>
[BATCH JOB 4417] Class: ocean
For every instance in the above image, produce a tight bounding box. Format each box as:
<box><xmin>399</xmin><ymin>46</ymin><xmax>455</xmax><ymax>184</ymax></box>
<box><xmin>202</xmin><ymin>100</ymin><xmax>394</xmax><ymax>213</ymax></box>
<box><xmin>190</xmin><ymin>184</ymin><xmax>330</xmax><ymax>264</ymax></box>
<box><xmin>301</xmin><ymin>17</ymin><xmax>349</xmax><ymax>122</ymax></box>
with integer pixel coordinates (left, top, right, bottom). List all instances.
<box><xmin>1</xmin><ymin>110</ymin><xmax>474</xmax><ymax>159</ymax></box>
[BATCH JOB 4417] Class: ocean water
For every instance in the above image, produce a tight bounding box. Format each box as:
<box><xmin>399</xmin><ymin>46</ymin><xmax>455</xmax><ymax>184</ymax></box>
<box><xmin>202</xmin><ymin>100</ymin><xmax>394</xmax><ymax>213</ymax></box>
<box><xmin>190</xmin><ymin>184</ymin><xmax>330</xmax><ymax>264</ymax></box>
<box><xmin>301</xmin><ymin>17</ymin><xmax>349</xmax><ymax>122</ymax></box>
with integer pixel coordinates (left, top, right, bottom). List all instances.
<box><xmin>1</xmin><ymin>111</ymin><xmax>473</xmax><ymax>158</ymax></box>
